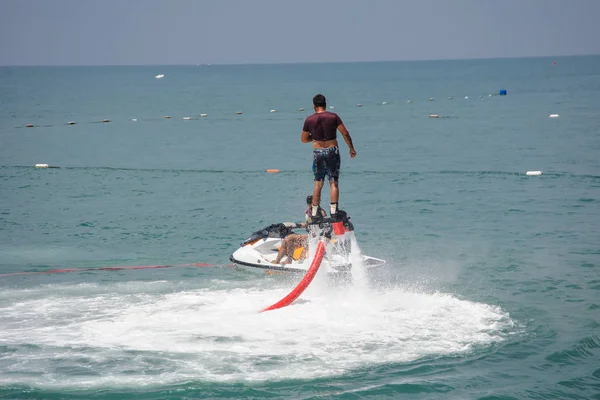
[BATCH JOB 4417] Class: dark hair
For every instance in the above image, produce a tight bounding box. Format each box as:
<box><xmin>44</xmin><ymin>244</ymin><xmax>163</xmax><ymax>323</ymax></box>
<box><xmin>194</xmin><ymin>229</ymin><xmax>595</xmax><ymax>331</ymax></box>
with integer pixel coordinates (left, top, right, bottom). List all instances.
<box><xmin>306</xmin><ymin>195</ymin><xmax>313</xmax><ymax>205</ymax></box>
<box><xmin>313</xmin><ymin>94</ymin><xmax>326</xmax><ymax>108</ymax></box>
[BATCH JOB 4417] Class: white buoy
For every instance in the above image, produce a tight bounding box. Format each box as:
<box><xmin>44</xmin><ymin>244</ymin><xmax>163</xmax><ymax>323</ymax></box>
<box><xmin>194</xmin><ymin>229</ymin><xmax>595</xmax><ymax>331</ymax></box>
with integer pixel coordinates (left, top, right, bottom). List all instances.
<box><xmin>429</xmin><ymin>98</ymin><xmax>435</xmax><ymax>102</ymax></box>
<box><xmin>429</xmin><ymin>114</ymin><xmax>440</xmax><ymax>118</ymax></box>
<box><xmin>270</xmin><ymin>109</ymin><xmax>276</xmax><ymax>113</ymax></box>
<box><xmin>329</xmin><ymin>106</ymin><xmax>335</xmax><ymax>109</ymax></box>
<box><xmin>155</xmin><ymin>74</ymin><xmax>164</xmax><ymax>79</ymax></box>
<box><xmin>526</xmin><ymin>171</ymin><xmax>543</xmax><ymax>176</ymax></box>
<box><xmin>236</xmin><ymin>111</ymin><xmax>242</xmax><ymax>115</ymax></box>
<box><xmin>406</xmin><ymin>100</ymin><xmax>412</xmax><ymax>103</ymax></box>
<box><xmin>35</xmin><ymin>164</ymin><xmax>49</xmax><ymax>168</ymax></box>
<box><xmin>549</xmin><ymin>114</ymin><xmax>559</xmax><ymax>118</ymax></box>
<box><xmin>200</xmin><ymin>113</ymin><xmax>208</xmax><ymax>117</ymax></box>
<box><xmin>132</xmin><ymin>118</ymin><xmax>137</xmax><ymax>122</ymax></box>
<box><xmin>382</xmin><ymin>101</ymin><xmax>387</xmax><ymax>105</ymax></box>
<box><xmin>182</xmin><ymin>117</ymin><xmax>191</xmax><ymax>120</ymax></box>
<box><xmin>67</xmin><ymin>121</ymin><xmax>76</xmax><ymax>125</ymax></box>
<box><xmin>299</xmin><ymin>108</ymin><xmax>305</xmax><ymax>111</ymax></box>
<box><xmin>356</xmin><ymin>104</ymin><xmax>362</xmax><ymax>107</ymax></box>
<box><xmin>465</xmin><ymin>96</ymin><xmax>469</xmax><ymax>99</ymax></box>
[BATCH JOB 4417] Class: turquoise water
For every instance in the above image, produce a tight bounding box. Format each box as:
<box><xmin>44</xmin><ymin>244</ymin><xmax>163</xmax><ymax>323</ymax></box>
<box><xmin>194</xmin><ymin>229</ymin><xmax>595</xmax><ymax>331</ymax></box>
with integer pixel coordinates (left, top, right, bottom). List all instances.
<box><xmin>1</xmin><ymin>56</ymin><xmax>599</xmax><ymax>399</ymax></box>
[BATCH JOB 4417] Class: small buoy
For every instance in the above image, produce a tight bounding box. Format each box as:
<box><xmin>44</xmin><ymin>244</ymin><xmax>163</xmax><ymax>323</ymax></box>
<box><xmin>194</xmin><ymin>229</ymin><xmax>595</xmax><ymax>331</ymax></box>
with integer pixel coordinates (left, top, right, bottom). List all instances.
<box><xmin>406</xmin><ymin>100</ymin><xmax>412</xmax><ymax>103</ymax></box>
<box><xmin>132</xmin><ymin>118</ymin><xmax>137</xmax><ymax>122</ymax></box>
<box><xmin>329</xmin><ymin>106</ymin><xmax>334</xmax><ymax>109</ymax></box>
<box><xmin>102</xmin><ymin>119</ymin><xmax>110</xmax><ymax>123</ymax></box>
<box><xmin>236</xmin><ymin>111</ymin><xmax>242</xmax><ymax>115</ymax></box>
<box><xmin>67</xmin><ymin>121</ymin><xmax>76</xmax><ymax>125</ymax></box>
<box><xmin>155</xmin><ymin>74</ymin><xmax>164</xmax><ymax>79</ymax></box>
<box><xmin>299</xmin><ymin>108</ymin><xmax>305</xmax><ymax>111</ymax></box>
<box><xmin>526</xmin><ymin>171</ymin><xmax>543</xmax><ymax>176</ymax></box>
<box><xmin>356</xmin><ymin>104</ymin><xmax>362</xmax><ymax>107</ymax></box>
<box><xmin>429</xmin><ymin>114</ymin><xmax>440</xmax><ymax>118</ymax></box>
<box><xmin>35</xmin><ymin>164</ymin><xmax>49</xmax><ymax>168</ymax></box>
<box><xmin>448</xmin><ymin>96</ymin><xmax>453</xmax><ymax>100</ymax></box>
<box><xmin>499</xmin><ymin>89</ymin><xmax>507</xmax><ymax>96</ymax></box>
<box><xmin>200</xmin><ymin>113</ymin><xmax>208</xmax><ymax>117</ymax></box>
<box><xmin>465</xmin><ymin>96</ymin><xmax>469</xmax><ymax>99</ymax></box>
<box><xmin>26</xmin><ymin>124</ymin><xmax>34</xmax><ymax>128</ymax></box>
<box><xmin>549</xmin><ymin>114</ymin><xmax>559</xmax><ymax>118</ymax></box>
<box><xmin>382</xmin><ymin>101</ymin><xmax>387</xmax><ymax>105</ymax></box>
<box><xmin>266</xmin><ymin>169</ymin><xmax>280</xmax><ymax>173</ymax></box>
<box><xmin>489</xmin><ymin>94</ymin><xmax>492</xmax><ymax>97</ymax></box>
<box><xmin>164</xmin><ymin>116</ymin><xmax>171</xmax><ymax>119</ymax></box>
<box><xmin>182</xmin><ymin>117</ymin><xmax>191</xmax><ymax>120</ymax></box>
<box><xmin>270</xmin><ymin>109</ymin><xmax>276</xmax><ymax>113</ymax></box>
<box><xmin>428</xmin><ymin>98</ymin><xmax>435</xmax><ymax>102</ymax></box>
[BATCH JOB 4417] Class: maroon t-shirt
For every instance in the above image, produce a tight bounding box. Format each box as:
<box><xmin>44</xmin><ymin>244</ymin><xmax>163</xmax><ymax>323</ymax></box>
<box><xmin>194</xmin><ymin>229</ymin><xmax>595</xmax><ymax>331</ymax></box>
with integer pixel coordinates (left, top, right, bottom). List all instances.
<box><xmin>302</xmin><ymin>112</ymin><xmax>343</xmax><ymax>142</ymax></box>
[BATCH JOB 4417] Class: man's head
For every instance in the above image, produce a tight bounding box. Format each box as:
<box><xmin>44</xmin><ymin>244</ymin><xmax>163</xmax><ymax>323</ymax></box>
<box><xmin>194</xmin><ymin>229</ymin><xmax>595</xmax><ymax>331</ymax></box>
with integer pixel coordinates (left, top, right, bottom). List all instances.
<box><xmin>306</xmin><ymin>195</ymin><xmax>313</xmax><ymax>205</ymax></box>
<box><xmin>313</xmin><ymin>94</ymin><xmax>327</xmax><ymax>109</ymax></box>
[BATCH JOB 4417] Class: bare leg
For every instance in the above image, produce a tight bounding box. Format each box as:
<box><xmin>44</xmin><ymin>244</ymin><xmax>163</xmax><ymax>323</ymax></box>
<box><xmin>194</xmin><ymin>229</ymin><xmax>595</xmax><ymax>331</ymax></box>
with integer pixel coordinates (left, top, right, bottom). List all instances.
<box><xmin>273</xmin><ymin>237</ymin><xmax>292</xmax><ymax>264</ymax></box>
<box><xmin>329</xmin><ymin>180</ymin><xmax>339</xmax><ymax>204</ymax></box>
<box><xmin>312</xmin><ymin>180</ymin><xmax>324</xmax><ymax>211</ymax></box>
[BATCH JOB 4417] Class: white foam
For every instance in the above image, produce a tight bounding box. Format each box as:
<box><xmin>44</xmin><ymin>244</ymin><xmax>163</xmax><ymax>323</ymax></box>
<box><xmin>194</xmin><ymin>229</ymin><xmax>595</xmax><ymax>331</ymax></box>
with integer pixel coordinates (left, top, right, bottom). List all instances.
<box><xmin>0</xmin><ymin>261</ymin><xmax>513</xmax><ymax>388</ymax></box>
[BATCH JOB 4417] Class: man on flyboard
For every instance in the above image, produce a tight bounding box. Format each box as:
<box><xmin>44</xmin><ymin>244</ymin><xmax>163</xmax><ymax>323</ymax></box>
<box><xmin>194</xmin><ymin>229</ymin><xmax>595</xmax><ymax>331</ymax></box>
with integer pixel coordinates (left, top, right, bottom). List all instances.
<box><xmin>301</xmin><ymin>94</ymin><xmax>357</xmax><ymax>223</ymax></box>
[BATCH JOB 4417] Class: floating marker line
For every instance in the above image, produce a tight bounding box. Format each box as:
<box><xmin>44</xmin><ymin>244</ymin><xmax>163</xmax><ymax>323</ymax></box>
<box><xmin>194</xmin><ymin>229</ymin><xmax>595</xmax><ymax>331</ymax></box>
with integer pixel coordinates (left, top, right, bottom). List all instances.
<box><xmin>0</xmin><ymin>262</ymin><xmax>233</xmax><ymax>278</ymax></box>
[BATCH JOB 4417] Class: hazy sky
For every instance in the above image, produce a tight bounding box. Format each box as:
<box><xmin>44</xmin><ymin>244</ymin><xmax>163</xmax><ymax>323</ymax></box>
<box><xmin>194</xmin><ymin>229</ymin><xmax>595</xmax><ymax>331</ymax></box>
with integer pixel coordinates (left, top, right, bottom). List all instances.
<box><xmin>1</xmin><ymin>0</ymin><xmax>599</xmax><ymax>66</ymax></box>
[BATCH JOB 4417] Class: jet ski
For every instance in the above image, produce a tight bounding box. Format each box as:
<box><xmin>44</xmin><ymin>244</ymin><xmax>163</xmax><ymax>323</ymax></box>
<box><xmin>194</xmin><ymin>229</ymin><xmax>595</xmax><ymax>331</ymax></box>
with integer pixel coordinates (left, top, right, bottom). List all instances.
<box><xmin>229</xmin><ymin>211</ymin><xmax>386</xmax><ymax>275</ymax></box>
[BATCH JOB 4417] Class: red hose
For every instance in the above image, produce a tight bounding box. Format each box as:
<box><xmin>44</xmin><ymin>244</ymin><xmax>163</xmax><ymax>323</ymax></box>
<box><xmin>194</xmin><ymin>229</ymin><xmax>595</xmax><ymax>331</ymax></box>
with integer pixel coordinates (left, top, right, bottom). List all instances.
<box><xmin>261</xmin><ymin>240</ymin><xmax>326</xmax><ymax>312</ymax></box>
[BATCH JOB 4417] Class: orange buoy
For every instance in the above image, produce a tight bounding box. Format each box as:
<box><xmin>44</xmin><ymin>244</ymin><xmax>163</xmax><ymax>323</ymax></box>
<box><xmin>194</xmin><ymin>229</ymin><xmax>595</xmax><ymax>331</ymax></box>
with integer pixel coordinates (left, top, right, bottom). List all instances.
<box><xmin>266</xmin><ymin>169</ymin><xmax>280</xmax><ymax>173</ymax></box>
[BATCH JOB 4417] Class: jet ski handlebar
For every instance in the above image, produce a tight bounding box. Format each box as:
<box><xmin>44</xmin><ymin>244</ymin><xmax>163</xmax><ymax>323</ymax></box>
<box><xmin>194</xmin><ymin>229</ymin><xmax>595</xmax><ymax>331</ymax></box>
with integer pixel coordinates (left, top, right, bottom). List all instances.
<box><xmin>240</xmin><ymin>211</ymin><xmax>354</xmax><ymax>246</ymax></box>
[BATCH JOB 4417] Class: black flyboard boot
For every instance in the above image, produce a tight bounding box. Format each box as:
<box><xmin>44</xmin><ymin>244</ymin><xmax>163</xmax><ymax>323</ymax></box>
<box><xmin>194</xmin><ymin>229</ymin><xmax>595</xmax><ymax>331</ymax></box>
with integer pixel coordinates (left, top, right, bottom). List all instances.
<box><xmin>307</xmin><ymin>208</ymin><xmax>332</xmax><ymax>239</ymax></box>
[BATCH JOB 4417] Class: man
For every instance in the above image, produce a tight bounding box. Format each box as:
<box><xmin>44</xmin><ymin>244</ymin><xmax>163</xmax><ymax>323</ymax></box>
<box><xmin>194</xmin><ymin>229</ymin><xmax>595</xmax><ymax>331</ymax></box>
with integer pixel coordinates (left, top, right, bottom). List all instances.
<box><xmin>272</xmin><ymin>195</ymin><xmax>326</xmax><ymax>265</ymax></box>
<box><xmin>301</xmin><ymin>94</ymin><xmax>356</xmax><ymax>220</ymax></box>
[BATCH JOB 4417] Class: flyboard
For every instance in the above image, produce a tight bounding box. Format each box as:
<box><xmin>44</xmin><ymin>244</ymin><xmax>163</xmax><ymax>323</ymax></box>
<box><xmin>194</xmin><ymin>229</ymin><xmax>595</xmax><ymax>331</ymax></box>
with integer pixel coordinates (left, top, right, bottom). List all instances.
<box><xmin>260</xmin><ymin>210</ymin><xmax>374</xmax><ymax>312</ymax></box>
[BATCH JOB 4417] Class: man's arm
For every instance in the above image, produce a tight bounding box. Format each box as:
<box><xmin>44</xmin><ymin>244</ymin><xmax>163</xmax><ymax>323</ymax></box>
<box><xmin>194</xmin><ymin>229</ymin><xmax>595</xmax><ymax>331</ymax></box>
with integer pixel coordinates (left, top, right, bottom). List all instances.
<box><xmin>301</xmin><ymin>130</ymin><xmax>313</xmax><ymax>143</ymax></box>
<box><xmin>337</xmin><ymin>124</ymin><xmax>357</xmax><ymax>158</ymax></box>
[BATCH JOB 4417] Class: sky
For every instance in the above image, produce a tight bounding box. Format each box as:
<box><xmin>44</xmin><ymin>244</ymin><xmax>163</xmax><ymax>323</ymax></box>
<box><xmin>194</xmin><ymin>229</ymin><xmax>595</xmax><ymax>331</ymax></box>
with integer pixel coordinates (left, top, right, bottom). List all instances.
<box><xmin>1</xmin><ymin>0</ymin><xmax>599</xmax><ymax>66</ymax></box>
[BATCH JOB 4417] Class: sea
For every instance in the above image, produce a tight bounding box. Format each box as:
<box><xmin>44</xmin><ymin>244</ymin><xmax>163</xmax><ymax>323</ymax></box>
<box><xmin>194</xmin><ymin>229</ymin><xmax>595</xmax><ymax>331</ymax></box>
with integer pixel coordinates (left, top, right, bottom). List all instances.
<box><xmin>1</xmin><ymin>56</ymin><xmax>599</xmax><ymax>399</ymax></box>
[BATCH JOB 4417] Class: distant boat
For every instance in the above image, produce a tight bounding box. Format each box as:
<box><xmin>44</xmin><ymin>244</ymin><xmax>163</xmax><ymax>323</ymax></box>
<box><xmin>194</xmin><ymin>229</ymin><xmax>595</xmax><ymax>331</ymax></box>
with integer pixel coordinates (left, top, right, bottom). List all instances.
<box><xmin>155</xmin><ymin>74</ymin><xmax>164</xmax><ymax>79</ymax></box>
